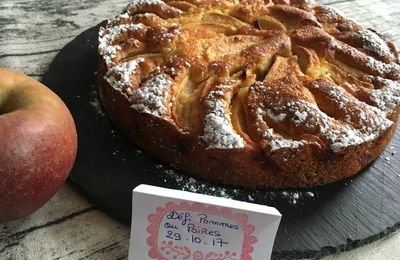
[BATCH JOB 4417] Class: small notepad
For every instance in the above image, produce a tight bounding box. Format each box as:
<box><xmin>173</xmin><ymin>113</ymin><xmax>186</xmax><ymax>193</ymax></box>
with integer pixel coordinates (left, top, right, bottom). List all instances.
<box><xmin>128</xmin><ymin>184</ymin><xmax>281</xmax><ymax>260</ymax></box>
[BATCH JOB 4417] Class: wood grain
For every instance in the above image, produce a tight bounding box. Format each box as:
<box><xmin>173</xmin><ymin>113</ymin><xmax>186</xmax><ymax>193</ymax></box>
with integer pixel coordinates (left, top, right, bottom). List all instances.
<box><xmin>0</xmin><ymin>0</ymin><xmax>127</xmax><ymax>78</ymax></box>
<box><xmin>0</xmin><ymin>185</ymin><xmax>129</xmax><ymax>260</ymax></box>
<box><xmin>1</xmin><ymin>0</ymin><xmax>400</xmax><ymax>259</ymax></box>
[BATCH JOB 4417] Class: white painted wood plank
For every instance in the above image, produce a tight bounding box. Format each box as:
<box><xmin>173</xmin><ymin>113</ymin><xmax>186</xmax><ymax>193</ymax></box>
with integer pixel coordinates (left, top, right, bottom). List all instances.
<box><xmin>0</xmin><ymin>185</ymin><xmax>93</xmax><ymax>236</ymax></box>
<box><xmin>0</xmin><ymin>185</ymin><xmax>129</xmax><ymax>260</ymax></box>
<box><xmin>0</xmin><ymin>0</ymin><xmax>128</xmax><ymax>74</ymax></box>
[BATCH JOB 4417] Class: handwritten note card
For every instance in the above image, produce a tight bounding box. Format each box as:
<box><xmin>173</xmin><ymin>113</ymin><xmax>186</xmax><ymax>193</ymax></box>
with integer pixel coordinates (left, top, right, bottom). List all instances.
<box><xmin>129</xmin><ymin>185</ymin><xmax>281</xmax><ymax>260</ymax></box>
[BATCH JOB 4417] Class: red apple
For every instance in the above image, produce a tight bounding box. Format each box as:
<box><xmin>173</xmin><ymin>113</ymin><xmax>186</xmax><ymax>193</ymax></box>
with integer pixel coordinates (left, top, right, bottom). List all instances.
<box><xmin>0</xmin><ymin>67</ymin><xmax>77</xmax><ymax>222</ymax></box>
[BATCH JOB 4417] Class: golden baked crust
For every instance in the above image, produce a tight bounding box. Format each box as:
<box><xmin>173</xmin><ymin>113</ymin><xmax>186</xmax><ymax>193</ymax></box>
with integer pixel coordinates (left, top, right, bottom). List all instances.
<box><xmin>97</xmin><ymin>0</ymin><xmax>400</xmax><ymax>188</ymax></box>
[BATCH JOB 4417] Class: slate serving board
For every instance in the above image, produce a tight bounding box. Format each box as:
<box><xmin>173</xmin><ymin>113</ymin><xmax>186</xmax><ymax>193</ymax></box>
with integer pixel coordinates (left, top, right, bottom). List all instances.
<box><xmin>42</xmin><ymin>23</ymin><xmax>400</xmax><ymax>259</ymax></box>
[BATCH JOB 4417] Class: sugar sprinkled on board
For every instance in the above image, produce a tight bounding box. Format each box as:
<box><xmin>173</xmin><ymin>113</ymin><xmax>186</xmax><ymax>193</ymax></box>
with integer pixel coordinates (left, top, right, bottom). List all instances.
<box><xmin>279</xmin><ymin>191</ymin><xmax>316</xmax><ymax>204</ymax></box>
<box><xmin>130</xmin><ymin>72</ymin><xmax>173</xmax><ymax>117</ymax></box>
<box><xmin>158</xmin><ymin>165</ymin><xmax>240</xmax><ymax>199</ymax></box>
<box><xmin>306</xmin><ymin>191</ymin><xmax>315</xmax><ymax>198</ymax></box>
<box><xmin>248</xmin><ymin>194</ymin><xmax>255</xmax><ymax>201</ymax></box>
<box><xmin>89</xmin><ymin>87</ymin><xmax>106</xmax><ymax>117</ymax></box>
<box><xmin>154</xmin><ymin>163</ymin><xmax>318</xmax><ymax>204</ymax></box>
<box><xmin>202</xmin><ymin>83</ymin><xmax>245</xmax><ymax>150</ymax></box>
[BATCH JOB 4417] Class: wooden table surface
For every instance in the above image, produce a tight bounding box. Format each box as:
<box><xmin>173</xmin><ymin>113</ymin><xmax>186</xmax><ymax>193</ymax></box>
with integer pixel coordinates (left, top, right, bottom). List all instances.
<box><xmin>1</xmin><ymin>0</ymin><xmax>400</xmax><ymax>259</ymax></box>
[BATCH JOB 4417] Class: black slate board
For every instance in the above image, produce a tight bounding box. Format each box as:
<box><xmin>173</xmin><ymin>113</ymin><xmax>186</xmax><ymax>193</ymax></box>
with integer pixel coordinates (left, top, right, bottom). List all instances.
<box><xmin>42</xmin><ymin>24</ymin><xmax>400</xmax><ymax>259</ymax></box>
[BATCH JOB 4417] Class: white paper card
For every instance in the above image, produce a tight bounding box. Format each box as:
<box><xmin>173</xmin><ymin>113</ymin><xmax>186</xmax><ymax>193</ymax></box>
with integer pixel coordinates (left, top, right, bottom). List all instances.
<box><xmin>128</xmin><ymin>184</ymin><xmax>281</xmax><ymax>260</ymax></box>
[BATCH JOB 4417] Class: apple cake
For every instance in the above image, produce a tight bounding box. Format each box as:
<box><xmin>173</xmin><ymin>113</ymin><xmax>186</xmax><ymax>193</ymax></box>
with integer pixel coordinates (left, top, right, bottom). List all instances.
<box><xmin>97</xmin><ymin>0</ymin><xmax>400</xmax><ymax>188</ymax></box>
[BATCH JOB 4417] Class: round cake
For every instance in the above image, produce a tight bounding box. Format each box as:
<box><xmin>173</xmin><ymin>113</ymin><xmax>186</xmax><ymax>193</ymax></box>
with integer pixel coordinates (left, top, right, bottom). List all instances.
<box><xmin>97</xmin><ymin>0</ymin><xmax>400</xmax><ymax>188</ymax></box>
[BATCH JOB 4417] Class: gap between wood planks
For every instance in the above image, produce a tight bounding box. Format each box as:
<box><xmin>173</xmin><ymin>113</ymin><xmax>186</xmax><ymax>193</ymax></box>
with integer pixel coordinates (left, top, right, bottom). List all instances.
<box><xmin>0</xmin><ymin>49</ymin><xmax>61</xmax><ymax>60</ymax></box>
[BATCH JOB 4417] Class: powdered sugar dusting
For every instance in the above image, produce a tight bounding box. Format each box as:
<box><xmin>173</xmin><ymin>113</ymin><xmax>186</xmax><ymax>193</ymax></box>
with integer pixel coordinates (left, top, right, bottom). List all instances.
<box><xmin>357</xmin><ymin>29</ymin><xmax>395</xmax><ymax>61</ymax></box>
<box><xmin>257</xmin><ymin>94</ymin><xmax>392</xmax><ymax>153</ymax></box>
<box><xmin>316</xmin><ymin>6</ymin><xmax>344</xmax><ymax>22</ymax></box>
<box><xmin>365</xmin><ymin>56</ymin><xmax>400</xmax><ymax>78</ymax></box>
<box><xmin>330</xmin><ymin>35</ymin><xmax>399</xmax><ymax>79</ymax></box>
<box><xmin>130</xmin><ymin>72</ymin><xmax>173</xmax><ymax>117</ymax></box>
<box><xmin>369</xmin><ymin>77</ymin><xmax>400</xmax><ymax>114</ymax></box>
<box><xmin>329</xmin><ymin>125</ymin><xmax>364</xmax><ymax>152</ymax></box>
<box><xmin>254</xmin><ymin>106</ymin><xmax>308</xmax><ymax>151</ymax></box>
<box><xmin>293</xmin><ymin>110</ymin><xmax>308</xmax><ymax>125</ymax></box>
<box><xmin>98</xmin><ymin>43</ymin><xmax>121</xmax><ymax>68</ymax></box>
<box><xmin>263</xmin><ymin>128</ymin><xmax>308</xmax><ymax>151</ymax></box>
<box><xmin>124</xmin><ymin>0</ymin><xmax>166</xmax><ymax>13</ymax></box>
<box><xmin>317</xmin><ymin>30</ymin><xmax>400</xmax><ymax>116</ymax></box>
<box><xmin>297</xmin><ymin>99</ymin><xmax>389</xmax><ymax>153</ymax></box>
<box><xmin>267</xmin><ymin>109</ymin><xmax>287</xmax><ymax>122</ymax></box>
<box><xmin>105</xmin><ymin>58</ymin><xmax>145</xmax><ymax>94</ymax></box>
<box><xmin>99</xmin><ymin>23</ymin><xmax>145</xmax><ymax>67</ymax></box>
<box><xmin>202</xmin><ymin>83</ymin><xmax>245</xmax><ymax>149</ymax></box>
<box><xmin>320</xmin><ymin>83</ymin><xmax>392</xmax><ymax>133</ymax></box>
<box><xmin>311</xmin><ymin>96</ymin><xmax>390</xmax><ymax>152</ymax></box>
<box><xmin>108</xmin><ymin>12</ymin><xmax>130</xmax><ymax>25</ymax></box>
<box><xmin>124</xmin><ymin>0</ymin><xmax>183</xmax><ymax>17</ymax></box>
